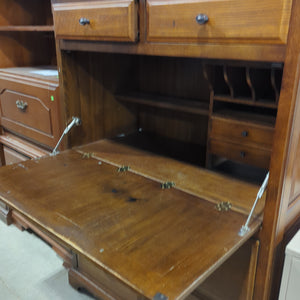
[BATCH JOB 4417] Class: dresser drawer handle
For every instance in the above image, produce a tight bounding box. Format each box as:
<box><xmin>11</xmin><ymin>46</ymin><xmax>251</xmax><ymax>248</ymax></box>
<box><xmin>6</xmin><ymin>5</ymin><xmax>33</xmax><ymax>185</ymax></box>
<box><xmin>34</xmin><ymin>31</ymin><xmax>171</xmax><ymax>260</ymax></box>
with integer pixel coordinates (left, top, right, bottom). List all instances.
<box><xmin>241</xmin><ymin>131</ymin><xmax>249</xmax><ymax>137</ymax></box>
<box><xmin>79</xmin><ymin>17</ymin><xmax>90</xmax><ymax>26</ymax></box>
<box><xmin>196</xmin><ymin>14</ymin><xmax>209</xmax><ymax>25</ymax></box>
<box><xmin>240</xmin><ymin>151</ymin><xmax>246</xmax><ymax>158</ymax></box>
<box><xmin>16</xmin><ymin>100</ymin><xmax>28</xmax><ymax>111</ymax></box>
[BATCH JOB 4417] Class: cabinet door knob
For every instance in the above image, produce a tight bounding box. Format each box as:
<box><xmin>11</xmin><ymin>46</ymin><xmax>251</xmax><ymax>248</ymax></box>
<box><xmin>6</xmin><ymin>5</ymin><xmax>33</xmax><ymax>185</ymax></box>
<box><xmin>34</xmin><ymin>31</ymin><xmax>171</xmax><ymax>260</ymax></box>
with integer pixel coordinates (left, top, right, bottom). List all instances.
<box><xmin>240</xmin><ymin>151</ymin><xmax>246</xmax><ymax>158</ymax></box>
<box><xmin>196</xmin><ymin>14</ymin><xmax>209</xmax><ymax>25</ymax></box>
<box><xmin>79</xmin><ymin>18</ymin><xmax>90</xmax><ymax>26</ymax></box>
<box><xmin>241</xmin><ymin>131</ymin><xmax>249</xmax><ymax>137</ymax></box>
<box><xmin>16</xmin><ymin>100</ymin><xmax>28</xmax><ymax>111</ymax></box>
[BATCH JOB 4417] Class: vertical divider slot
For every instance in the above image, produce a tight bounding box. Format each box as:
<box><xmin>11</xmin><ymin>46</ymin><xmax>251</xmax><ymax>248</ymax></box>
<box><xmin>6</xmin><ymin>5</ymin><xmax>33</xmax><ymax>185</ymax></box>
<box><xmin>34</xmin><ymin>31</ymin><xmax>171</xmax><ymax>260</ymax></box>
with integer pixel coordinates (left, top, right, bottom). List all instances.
<box><xmin>224</xmin><ymin>66</ymin><xmax>253</xmax><ymax>99</ymax></box>
<box><xmin>248</xmin><ymin>68</ymin><xmax>277</xmax><ymax>103</ymax></box>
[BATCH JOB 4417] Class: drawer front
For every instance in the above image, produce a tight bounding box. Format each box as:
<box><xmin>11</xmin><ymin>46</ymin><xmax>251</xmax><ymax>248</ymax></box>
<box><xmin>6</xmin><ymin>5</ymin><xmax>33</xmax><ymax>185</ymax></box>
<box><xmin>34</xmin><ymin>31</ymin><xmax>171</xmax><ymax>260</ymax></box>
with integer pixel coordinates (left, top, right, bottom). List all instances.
<box><xmin>53</xmin><ymin>0</ymin><xmax>138</xmax><ymax>42</ymax></box>
<box><xmin>0</xmin><ymin>80</ymin><xmax>60</xmax><ymax>148</ymax></box>
<box><xmin>210</xmin><ymin>139</ymin><xmax>271</xmax><ymax>169</ymax></box>
<box><xmin>210</xmin><ymin>117</ymin><xmax>274</xmax><ymax>150</ymax></box>
<box><xmin>3</xmin><ymin>146</ymin><xmax>29</xmax><ymax>165</ymax></box>
<box><xmin>147</xmin><ymin>0</ymin><xmax>291</xmax><ymax>43</ymax></box>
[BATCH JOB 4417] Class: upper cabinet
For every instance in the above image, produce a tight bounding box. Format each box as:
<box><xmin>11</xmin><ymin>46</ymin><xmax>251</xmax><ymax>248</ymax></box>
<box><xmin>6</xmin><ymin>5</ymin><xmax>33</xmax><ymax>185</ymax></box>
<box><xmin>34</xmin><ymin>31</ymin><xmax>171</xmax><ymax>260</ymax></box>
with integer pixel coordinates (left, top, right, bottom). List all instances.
<box><xmin>52</xmin><ymin>0</ymin><xmax>293</xmax><ymax>62</ymax></box>
<box><xmin>147</xmin><ymin>0</ymin><xmax>292</xmax><ymax>44</ymax></box>
<box><xmin>52</xmin><ymin>0</ymin><xmax>138</xmax><ymax>42</ymax></box>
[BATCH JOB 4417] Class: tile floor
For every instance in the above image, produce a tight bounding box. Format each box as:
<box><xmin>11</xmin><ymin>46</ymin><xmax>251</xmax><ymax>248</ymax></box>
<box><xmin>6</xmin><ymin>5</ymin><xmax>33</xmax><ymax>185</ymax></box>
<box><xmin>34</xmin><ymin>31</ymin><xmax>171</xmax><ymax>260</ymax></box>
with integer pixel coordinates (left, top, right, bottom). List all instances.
<box><xmin>0</xmin><ymin>221</ymin><xmax>93</xmax><ymax>300</ymax></box>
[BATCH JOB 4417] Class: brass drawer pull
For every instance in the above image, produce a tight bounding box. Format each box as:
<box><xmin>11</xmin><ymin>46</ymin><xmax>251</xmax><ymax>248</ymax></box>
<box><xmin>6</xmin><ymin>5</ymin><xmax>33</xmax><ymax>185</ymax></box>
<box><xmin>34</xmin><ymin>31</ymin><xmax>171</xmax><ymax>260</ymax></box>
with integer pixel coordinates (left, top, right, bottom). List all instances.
<box><xmin>196</xmin><ymin>14</ymin><xmax>209</xmax><ymax>25</ymax></box>
<box><xmin>16</xmin><ymin>100</ymin><xmax>28</xmax><ymax>111</ymax></box>
<box><xmin>79</xmin><ymin>17</ymin><xmax>90</xmax><ymax>26</ymax></box>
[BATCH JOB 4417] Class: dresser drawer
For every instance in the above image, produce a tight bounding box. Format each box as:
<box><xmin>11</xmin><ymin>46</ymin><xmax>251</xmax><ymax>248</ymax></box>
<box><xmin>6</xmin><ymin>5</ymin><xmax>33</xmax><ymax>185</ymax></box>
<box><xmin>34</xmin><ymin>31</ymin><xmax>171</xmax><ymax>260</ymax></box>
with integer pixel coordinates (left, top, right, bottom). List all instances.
<box><xmin>0</xmin><ymin>69</ymin><xmax>60</xmax><ymax>149</ymax></box>
<box><xmin>3</xmin><ymin>146</ymin><xmax>29</xmax><ymax>165</ymax></box>
<box><xmin>210</xmin><ymin>139</ymin><xmax>271</xmax><ymax>169</ymax></box>
<box><xmin>210</xmin><ymin>117</ymin><xmax>274</xmax><ymax>150</ymax></box>
<box><xmin>53</xmin><ymin>0</ymin><xmax>138</xmax><ymax>42</ymax></box>
<box><xmin>147</xmin><ymin>0</ymin><xmax>291</xmax><ymax>43</ymax></box>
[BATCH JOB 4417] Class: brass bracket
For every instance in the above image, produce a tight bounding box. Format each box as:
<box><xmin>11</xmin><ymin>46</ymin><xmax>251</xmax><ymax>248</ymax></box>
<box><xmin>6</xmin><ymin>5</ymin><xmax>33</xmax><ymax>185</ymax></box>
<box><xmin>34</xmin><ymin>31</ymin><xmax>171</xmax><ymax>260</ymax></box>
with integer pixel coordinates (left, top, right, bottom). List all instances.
<box><xmin>161</xmin><ymin>181</ymin><xmax>175</xmax><ymax>189</ymax></box>
<box><xmin>216</xmin><ymin>201</ymin><xmax>232</xmax><ymax>212</ymax></box>
<box><xmin>118</xmin><ymin>165</ymin><xmax>130</xmax><ymax>172</ymax></box>
<box><xmin>82</xmin><ymin>152</ymin><xmax>94</xmax><ymax>159</ymax></box>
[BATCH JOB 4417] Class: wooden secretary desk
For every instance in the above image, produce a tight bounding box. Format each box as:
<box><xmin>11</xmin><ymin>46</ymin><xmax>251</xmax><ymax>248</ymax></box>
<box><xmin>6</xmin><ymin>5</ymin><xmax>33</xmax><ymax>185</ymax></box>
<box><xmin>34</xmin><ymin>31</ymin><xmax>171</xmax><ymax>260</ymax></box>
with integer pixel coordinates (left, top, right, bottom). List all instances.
<box><xmin>0</xmin><ymin>0</ymin><xmax>300</xmax><ymax>299</ymax></box>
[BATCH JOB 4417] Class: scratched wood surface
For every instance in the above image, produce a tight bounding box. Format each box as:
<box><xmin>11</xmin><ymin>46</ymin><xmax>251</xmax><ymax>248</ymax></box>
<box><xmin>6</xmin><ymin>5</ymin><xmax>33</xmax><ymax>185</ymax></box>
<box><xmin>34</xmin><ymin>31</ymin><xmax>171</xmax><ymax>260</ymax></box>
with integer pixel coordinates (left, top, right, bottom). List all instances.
<box><xmin>0</xmin><ymin>145</ymin><xmax>261</xmax><ymax>299</ymax></box>
<box><xmin>77</xmin><ymin>140</ymin><xmax>265</xmax><ymax>216</ymax></box>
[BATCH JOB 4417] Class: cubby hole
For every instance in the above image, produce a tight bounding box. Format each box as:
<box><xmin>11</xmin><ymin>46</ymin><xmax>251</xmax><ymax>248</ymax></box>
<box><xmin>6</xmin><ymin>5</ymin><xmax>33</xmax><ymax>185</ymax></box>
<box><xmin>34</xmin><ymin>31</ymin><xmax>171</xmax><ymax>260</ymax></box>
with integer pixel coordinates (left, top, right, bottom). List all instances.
<box><xmin>212</xmin><ymin>101</ymin><xmax>277</xmax><ymax>126</ymax></box>
<box><xmin>0</xmin><ymin>0</ymin><xmax>53</xmax><ymax>27</ymax></box>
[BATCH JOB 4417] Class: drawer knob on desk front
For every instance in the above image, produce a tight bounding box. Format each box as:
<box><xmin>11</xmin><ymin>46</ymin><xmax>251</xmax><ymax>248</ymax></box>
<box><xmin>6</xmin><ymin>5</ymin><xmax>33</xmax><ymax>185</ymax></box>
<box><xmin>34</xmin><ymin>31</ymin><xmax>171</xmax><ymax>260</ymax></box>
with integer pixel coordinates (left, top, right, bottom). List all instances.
<box><xmin>196</xmin><ymin>14</ymin><xmax>209</xmax><ymax>25</ymax></box>
<box><xmin>79</xmin><ymin>18</ymin><xmax>90</xmax><ymax>26</ymax></box>
<box><xmin>241</xmin><ymin>131</ymin><xmax>249</xmax><ymax>137</ymax></box>
<box><xmin>16</xmin><ymin>100</ymin><xmax>28</xmax><ymax>112</ymax></box>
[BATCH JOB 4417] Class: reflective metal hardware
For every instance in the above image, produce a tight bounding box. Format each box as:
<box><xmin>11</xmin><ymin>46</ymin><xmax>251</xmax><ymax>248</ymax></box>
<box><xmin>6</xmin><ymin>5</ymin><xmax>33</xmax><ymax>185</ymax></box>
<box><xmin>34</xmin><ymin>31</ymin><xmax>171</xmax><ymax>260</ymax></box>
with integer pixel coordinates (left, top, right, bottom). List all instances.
<box><xmin>153</xmin><ymin>292</ymin><xmax>168</xmax><ymax>300</ymax></box>
<box><xmin>51</xmin><ymin>116</ymin><xmax>81</xmax><ymax>156</ymax></box>
<box><xmin>82</xmin><ymin>152</ymin><xmax>94</xmax><ymax>159</ymax></box>
<box><xmin>239</xmin><ymin>172</ymin><xmax>269</xmax><ymax>236</ymax></box>
<box><xmin>216</xmin><ymin>201</ymin><xmax>232</xmax><ymax>212</ymax></box>
<box><xmin>118</xmin><ymin>166</ymin><xmax>130</xmax><ymax>172</ymax></box>
<box><xmin>16</xmin><ymin>100</ymin><xmax>28</xmax><ymax>111</ymax></box>
<box><xmin>79</xmin><ymin>17</ymin><xmax>90</xmax><ymax>26</ymax></box>
<box><xmin>196</xmin><ymin>14</ymin><xmax>209</xmax><ymax>25</ymax></box>
<box><xmin>161</xmin><ymin>182</ymin><xmax>175</xmax><ymax>189</ymax></box>
<box><xmin>241</xmin><ymin>131</ymin><xmax>248</xmax><ymax>137</ymax></box>
<box><xmin>240</xmin><ymin>151</ymin><xmax>246</xmax><ymax>158</ymax></box>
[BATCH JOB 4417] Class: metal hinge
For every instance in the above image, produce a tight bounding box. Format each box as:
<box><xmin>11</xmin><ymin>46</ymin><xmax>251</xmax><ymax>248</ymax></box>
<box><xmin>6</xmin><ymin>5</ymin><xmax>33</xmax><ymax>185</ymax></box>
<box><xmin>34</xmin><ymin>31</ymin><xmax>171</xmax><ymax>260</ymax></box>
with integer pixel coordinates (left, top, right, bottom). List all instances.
<box><xmin>153</xmin><ymin>292</ymin><xmax>168</xmax><ymax>300</ymax></box>
<box><xmin>82</xmin><ymin>152</ymin><xmax>94</xmax><ymax>159</ymax></box>
<box><xmin>161</xmin><ymin>181</ymin><xmax>175</xmax><ymax>189</ymax></box>
<box><xmin>117</xmin><ymin>165</ymin><xmax>130</xmax><ymax>172</ymax></box>
<box><xmin>215</xmin><ymin>201</ymin><xmax>232</xmax><ymax>212</ymax></box>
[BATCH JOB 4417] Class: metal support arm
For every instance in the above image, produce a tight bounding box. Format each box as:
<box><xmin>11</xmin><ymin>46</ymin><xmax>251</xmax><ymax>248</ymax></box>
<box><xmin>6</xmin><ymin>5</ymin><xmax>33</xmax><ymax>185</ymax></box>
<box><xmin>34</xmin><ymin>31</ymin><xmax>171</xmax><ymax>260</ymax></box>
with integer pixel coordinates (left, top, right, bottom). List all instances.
<box><xmin>51</xmin><ymin>117</ymin><xmax>81</xmax><ymax>156</ymax></box>
<box><xmin>238</xmin><ymin>172</ymin><xmax>269</xmax><ymax>237</ymax></box>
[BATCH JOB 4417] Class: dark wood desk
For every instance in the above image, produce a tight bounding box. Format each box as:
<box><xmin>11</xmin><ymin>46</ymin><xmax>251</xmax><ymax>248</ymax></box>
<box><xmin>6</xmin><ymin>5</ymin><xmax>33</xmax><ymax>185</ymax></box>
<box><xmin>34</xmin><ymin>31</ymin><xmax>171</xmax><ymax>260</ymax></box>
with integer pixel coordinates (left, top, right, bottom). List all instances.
<box><xmin>0</xmin><ymin>140</ymin><xmax>262</xmax><ymax>299</ymax></box>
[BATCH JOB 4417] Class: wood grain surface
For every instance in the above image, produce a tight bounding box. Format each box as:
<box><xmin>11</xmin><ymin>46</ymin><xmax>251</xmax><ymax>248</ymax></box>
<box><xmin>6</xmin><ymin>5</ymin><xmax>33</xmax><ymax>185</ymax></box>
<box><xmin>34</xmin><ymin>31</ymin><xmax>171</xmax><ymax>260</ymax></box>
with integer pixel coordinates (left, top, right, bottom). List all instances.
<box><xmin>0</xmin><ymin>143</ymin><xmax>261</xmax><ymax>299</ymax></box>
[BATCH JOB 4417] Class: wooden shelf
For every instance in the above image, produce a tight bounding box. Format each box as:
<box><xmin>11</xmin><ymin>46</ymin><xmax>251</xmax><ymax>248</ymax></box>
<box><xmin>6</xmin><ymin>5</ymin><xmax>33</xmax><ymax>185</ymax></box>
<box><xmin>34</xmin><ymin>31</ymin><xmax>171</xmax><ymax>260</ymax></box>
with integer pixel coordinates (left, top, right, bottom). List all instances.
<box><xmin>116</xmin><ymin>93</ymin><xmax>209</xmax><ymax>116</ymax></box>
<box><xmin>0</xmin><ymin>26</ymin><xmax>54</xmax><ymax>32</ymax></box>
<box><xmin>214</xmin><ymin>95</ymin><xmax>278</xmax><ymax>109</ymax></box>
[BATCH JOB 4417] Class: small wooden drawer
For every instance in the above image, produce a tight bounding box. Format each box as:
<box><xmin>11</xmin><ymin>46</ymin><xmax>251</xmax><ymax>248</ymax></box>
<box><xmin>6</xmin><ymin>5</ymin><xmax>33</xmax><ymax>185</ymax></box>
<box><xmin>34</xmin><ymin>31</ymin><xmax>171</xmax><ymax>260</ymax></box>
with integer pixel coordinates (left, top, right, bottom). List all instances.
<box><xmin>3</xmin><ymin>146</ymin><xmax>29</xmax><ymax>165</ymax></box>
<box><xmin>53</xmin><ymin>0</ymin><xmax>138</xmax><ymax>42</ymax></box>
<box><xmin>210</xmin><ymin>117</ymin><xmax>274</xmax><ymax>150</ymax></box>
<box><xmin>210</xmin><ymin>139</ymin><xmax>271</xmax><ymax>169</ymax></box>
<box><xmin>0</xmin><ymin>67</ymin><xmax>60</xmax><ymax>149</ymax></box>
<box><xmin>146</xmin><ymin>0</ymin><xmax>291</xmax><ymax>44</ymax></box>
<box><xmin>74</xmin><ymin>254</ymin><xmax>145</xmax><ymax>300</ymax></box>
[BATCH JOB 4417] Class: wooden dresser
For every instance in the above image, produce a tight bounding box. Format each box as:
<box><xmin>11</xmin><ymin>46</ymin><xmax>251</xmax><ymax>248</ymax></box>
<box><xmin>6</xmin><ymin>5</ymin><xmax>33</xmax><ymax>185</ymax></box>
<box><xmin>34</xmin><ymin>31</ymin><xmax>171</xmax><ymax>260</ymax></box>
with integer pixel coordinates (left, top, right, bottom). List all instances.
<box><xmin>0</xmin><ymin>0</ymin><xmax>300</xmax><ymax>299</ymax></box>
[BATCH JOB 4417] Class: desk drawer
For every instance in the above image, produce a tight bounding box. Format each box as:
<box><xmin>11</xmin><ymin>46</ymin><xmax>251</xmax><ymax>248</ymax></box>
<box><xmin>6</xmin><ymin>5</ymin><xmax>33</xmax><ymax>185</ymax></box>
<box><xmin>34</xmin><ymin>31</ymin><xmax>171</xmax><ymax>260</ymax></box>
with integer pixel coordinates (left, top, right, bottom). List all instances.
<box><xmin>53</xmin><ymin>0</ymin><xmax>138</xmax><ymax>42</ymax></box>
<box><xmin>210</xmin><ymin>117</ymin><xmax>274</xmax><ymax>150</ymax></box>
<box><xmin>147</xmin><ymin>0</ymin><xmax>291</xmax><ymax>43</ymax></box>
<box><xmin>210</xmin><ymin>139</ymin><xmax>271</xmax><ymax>169</ymax></box>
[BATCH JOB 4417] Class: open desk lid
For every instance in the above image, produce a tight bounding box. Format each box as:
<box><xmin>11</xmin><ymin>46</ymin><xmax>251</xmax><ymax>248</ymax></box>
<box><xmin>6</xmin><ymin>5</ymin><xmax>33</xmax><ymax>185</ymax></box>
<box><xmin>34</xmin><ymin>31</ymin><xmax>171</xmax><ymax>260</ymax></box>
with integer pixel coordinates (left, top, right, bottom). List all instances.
<box><xmin>0</xmin><ymin>140</ymin><xmax>263</xmax><ymax>299</ymax></box>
